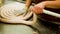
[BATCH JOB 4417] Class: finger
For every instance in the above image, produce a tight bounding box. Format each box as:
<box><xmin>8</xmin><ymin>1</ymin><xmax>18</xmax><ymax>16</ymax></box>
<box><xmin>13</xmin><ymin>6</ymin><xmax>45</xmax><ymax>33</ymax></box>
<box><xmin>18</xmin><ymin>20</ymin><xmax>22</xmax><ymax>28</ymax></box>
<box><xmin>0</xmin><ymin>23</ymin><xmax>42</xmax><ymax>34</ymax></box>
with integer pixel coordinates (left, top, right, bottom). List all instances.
<box><xmin>37</xmin><ymin>7</ymin><xmax>43</xmax><ymax>14</ymax></box>
<box><xmin>34</xmin><ymin>6</ymin><xmax>42</xmax><ymax>14</ymax></box>
<box><xmin>31</xmin><ymin>7</ymin><xmax>40</xmax><ymax>14</ymax></box>
<box><xmin>31</xmin><ymin>7</ymin><xmax>36</xmax><ymax>13</ymax></box>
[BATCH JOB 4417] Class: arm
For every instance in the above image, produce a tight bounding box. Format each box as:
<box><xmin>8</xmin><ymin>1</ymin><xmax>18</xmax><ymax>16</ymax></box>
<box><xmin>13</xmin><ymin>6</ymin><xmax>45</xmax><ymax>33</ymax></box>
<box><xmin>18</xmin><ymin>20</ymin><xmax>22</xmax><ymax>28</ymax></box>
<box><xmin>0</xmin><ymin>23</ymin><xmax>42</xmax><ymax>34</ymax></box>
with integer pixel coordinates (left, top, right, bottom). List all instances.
<box><xmin>44</xmin><ymin>0</ymin><xmax>60</xmax><ymax>8</ymax></box>
<box><xmin>26</xmin><ymin>0</ymin><xmax>32</xmax><ymax>9</ymax></box>
<box><xmin>31</xmin><ymin>0</ymin><xmax>60</xmax><ymax>14</ymax></box>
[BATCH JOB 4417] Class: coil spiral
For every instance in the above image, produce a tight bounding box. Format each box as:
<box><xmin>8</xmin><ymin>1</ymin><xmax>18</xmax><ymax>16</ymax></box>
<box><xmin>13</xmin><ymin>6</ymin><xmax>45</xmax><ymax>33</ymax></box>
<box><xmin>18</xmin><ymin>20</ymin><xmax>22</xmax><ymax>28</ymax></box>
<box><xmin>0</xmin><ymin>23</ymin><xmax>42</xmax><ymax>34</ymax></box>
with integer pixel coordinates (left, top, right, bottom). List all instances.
<box><xmin>0</xmin><ymin>2</ymin><xmax>37</xmax><ymax>25</ymax></box>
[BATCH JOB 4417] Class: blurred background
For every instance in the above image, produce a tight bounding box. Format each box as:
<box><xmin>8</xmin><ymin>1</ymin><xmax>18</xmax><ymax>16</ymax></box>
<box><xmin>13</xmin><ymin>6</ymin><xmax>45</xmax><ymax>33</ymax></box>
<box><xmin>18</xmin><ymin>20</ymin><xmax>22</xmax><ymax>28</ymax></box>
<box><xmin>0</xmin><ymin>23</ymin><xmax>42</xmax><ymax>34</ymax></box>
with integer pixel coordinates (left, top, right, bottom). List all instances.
<box><xmin>0</xmin><ymin>0</ymin><xmax>60</xmax><ymax>34</ymax></box>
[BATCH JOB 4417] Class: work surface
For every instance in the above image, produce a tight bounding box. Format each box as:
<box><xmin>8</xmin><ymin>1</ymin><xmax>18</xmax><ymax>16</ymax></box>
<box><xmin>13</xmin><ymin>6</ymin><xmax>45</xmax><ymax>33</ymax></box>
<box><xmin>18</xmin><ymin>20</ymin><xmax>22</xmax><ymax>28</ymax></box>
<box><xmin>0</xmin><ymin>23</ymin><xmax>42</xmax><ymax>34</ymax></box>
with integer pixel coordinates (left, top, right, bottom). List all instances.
<box><xmin>0</xmin><ymin>20</ymin><xmax>60</xmax><ymax>34</ymax></box>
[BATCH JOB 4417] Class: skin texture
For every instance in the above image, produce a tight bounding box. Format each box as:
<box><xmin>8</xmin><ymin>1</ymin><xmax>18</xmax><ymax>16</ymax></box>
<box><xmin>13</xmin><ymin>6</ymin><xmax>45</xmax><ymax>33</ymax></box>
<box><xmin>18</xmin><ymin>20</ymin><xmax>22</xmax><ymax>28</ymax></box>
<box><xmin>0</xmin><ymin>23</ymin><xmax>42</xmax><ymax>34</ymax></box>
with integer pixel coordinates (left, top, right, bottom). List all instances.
<box><xmin>26</xmin><ymin>0</ymin><xmax>60</xmax><ymax>24</ymax></box>
<box><xmin>26</xmin><ymin>0</ymin><xmax>60</xmax><ymax>14</ymax></box>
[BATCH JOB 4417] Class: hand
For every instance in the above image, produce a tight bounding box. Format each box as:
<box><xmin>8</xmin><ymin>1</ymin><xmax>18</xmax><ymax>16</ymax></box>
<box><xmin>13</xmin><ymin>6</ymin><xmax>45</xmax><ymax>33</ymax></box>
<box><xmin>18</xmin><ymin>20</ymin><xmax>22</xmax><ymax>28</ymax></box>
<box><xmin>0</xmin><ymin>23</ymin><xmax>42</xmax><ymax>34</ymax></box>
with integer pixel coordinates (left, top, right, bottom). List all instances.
<box><xmin>31</xmin><ymin>2</ymin><xmax>46</xmax><ymax>14</ymax></box>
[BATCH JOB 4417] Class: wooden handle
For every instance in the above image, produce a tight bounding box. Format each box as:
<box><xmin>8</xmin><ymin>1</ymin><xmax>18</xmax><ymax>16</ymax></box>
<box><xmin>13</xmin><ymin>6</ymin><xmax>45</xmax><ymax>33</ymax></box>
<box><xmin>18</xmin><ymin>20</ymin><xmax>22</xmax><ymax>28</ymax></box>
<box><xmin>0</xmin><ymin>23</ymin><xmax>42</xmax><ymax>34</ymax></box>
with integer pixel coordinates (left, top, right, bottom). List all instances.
<box><xmin>43</xmin><ymin>9</ymin><xmax>60</xmax><ymax>18</ymax></box>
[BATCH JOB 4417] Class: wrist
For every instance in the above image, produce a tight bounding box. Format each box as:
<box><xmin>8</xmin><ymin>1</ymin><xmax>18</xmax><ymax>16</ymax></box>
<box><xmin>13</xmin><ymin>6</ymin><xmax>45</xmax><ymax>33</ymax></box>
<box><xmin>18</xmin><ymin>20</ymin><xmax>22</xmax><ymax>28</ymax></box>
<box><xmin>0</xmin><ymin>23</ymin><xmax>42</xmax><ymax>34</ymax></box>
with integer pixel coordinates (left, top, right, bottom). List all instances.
<box><xmin>37</xmin><ymin>1</ymin><xmax>47</xmax><ymax>9</ymax></box>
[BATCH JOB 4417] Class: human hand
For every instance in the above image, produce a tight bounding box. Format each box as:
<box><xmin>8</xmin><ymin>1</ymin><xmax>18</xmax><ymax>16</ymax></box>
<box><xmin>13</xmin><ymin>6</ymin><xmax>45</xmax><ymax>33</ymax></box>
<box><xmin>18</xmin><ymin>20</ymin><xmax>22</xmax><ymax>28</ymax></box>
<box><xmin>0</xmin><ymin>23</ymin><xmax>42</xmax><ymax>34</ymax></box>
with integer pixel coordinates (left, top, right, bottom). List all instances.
<box><xmin>31</xmin><ymin>2</ymin><xmax>46</xmax><ymax>14</ymax></box>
